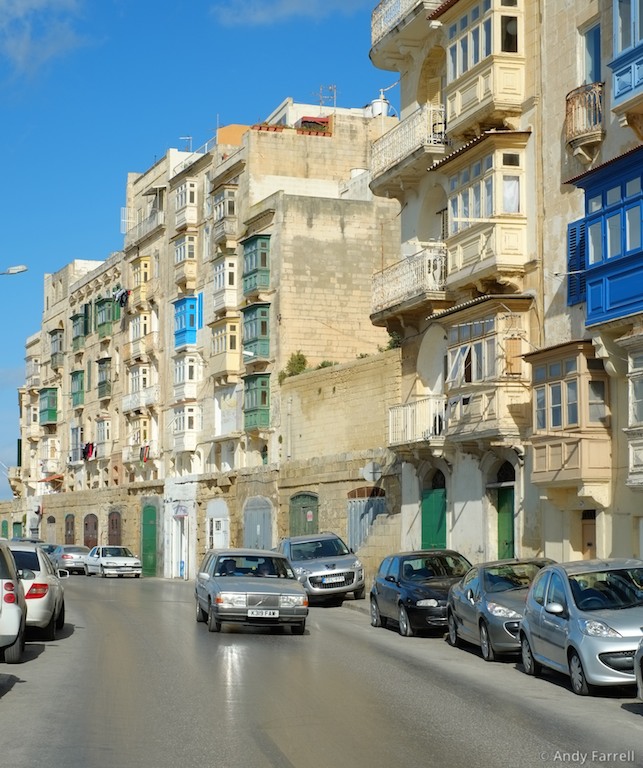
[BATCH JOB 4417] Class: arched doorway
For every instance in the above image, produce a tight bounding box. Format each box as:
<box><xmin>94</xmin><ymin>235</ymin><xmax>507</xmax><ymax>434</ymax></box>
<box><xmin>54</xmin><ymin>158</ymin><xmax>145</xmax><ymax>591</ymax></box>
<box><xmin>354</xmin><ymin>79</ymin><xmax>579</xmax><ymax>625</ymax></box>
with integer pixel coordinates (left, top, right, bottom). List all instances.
<box><xmin>243</xmin><ymin>497</ymin><xmax>273</xmax><ymax>549</ymax></box>
<box><xmin>108</xmin><ymin>510</ymin><xmax>122</xmax><ymax>545</ymax></box>
<box><xmin>289</xmin><ymin>493</ymin><xmax>319</xmax><ymax>536</ymax></box>
<box><xmin>46</xmin><ymin>515</ymin><xmax>56</xmax><ymax>543</ymax></box>
<box><xmin>65</xmin><ymin>514</ymin><xmax>75</xmax><ymax>544</ymax></box>
<box><xmin>347</xmin><ymin>487</ymin><xmax>386</xmax><ymax>551</ymax></box>
<box><xmin>84</xmin><ymin>514</ymin><xmax>98</xmax><ymax>549</ymax></box>
<box><xmin>421</xmin><ymin>470</ymin><xmax>446</xmax><ymax>549</ymax></box>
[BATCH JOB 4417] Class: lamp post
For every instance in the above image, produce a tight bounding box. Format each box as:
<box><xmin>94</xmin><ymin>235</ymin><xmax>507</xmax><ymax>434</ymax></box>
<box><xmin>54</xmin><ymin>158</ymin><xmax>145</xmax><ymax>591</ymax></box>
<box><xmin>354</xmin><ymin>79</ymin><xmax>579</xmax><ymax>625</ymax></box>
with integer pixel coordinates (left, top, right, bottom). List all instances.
<box><xmin>0</xmin><ymin>265</ymin><xmax>27</xmax><ymax>275</ymax></box>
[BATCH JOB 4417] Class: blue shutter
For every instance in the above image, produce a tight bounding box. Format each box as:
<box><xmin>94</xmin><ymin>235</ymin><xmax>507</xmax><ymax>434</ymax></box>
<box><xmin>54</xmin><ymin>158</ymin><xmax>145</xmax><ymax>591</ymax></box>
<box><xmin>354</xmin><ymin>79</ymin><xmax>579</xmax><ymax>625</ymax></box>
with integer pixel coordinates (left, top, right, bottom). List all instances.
<box><xmin>567</xmin><ymin>220</ymin><xmax>587</xmax><ymax>306</ymax></box>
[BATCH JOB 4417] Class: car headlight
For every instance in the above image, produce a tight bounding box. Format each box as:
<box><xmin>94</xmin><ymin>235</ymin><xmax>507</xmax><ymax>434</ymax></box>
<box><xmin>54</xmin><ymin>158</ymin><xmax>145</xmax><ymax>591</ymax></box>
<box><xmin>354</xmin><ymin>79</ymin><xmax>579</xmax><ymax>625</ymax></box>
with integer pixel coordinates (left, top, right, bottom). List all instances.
<box><xmin>216</xmin><ymin>592</ymin><xmax>247</xmax><ymax>607</ymax></box>
<box><xmin>279</xmin><ymin>594</ymin><xmax>308</xmax><ymax>608</ymax></box>
<box><xmin>352</xmin><ymin>559</ymin><xmax>363</xmax><ymax>569</ymax></box>
<box><xmin>294</xmin><ymin>567</ymin><xmax>311</xmax><ymax>579</ymax></box>
<box><xmin>487</xmin><ymin>602</ymin><xmax>522</xmax><ymax>619</ymax></box>
<box><xmin>578</xmin><ymin>619</ymin><xmax>621</xmax><ymax>638</ymax></box>
<box><xmin>105</xmin><ymin>561</ymin><xmax>118</xmax><ymax>567</ymax></box>
<box><xmin>416</xmin><ymin>598</ymin><xmax>439</xmax><ymax>607</ymax></box>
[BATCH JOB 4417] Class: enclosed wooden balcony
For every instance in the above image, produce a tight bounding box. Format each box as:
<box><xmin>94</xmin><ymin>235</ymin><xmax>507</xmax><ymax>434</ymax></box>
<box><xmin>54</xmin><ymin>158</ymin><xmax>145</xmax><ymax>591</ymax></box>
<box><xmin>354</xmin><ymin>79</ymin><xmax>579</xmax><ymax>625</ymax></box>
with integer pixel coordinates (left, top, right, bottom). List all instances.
<box><xmin>388</xmin><ymin>395</ymin><xmax>447</xmax><ymax>447</ymax></box>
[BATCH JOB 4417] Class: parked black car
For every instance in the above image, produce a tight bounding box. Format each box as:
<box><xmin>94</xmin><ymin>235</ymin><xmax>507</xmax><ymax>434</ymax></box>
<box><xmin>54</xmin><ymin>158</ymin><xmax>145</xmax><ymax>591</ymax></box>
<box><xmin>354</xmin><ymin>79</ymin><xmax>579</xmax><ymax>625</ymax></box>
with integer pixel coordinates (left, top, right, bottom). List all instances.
<box><xmin>370</xmin><ymin>550</ymin><xmax>472</xmax><ymax>636</ymax></box>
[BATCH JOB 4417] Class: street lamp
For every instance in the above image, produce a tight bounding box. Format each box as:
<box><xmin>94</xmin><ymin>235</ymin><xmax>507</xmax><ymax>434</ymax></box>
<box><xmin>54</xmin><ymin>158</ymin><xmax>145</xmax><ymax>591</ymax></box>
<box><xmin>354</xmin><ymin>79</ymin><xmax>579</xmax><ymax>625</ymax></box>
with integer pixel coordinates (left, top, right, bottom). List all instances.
<box><xmin>0</xmin><ymin>265</ymin><xmax>27</xmax><ymax>275</ymax></box>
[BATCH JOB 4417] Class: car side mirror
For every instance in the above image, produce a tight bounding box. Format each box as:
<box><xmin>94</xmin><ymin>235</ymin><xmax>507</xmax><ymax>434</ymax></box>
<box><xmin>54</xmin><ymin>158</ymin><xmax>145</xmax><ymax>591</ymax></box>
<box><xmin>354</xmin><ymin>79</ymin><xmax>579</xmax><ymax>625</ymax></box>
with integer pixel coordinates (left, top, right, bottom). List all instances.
<box><xmin>466</xmin><ymin>588</ymin><xmax>474</xmax><ymax>603</ymax></box>
<box><xmin>57</xmin><ymin>569</ymin><xmax>70</xmax><ymax>579</ymax></box>
<box><xmin>198</xmin><ymin>572</ymin><xmax>210</xmax><ymax>581</ymax></box>
<box><xmin>545</xmin><ymin>601</ymin><xmax>566</xmax><ymax>616</ymax></box>
<box><xmin>385</xmin><ymin>575</ymin><xmax>397</xmax><ymax>583</ymax></box>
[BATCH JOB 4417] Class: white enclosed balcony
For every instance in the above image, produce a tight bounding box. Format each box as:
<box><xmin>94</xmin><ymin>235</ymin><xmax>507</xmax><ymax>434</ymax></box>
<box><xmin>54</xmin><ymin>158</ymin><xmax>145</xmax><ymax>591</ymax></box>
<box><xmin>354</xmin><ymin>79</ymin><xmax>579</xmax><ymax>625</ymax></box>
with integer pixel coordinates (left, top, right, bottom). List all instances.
<box><xmin>372</xmin><ymin>242</ymin><xmax>447</xmax><ymax>316</ymax></box>
<box><xmin>370</xmin><ymin>104</ymin><xmax>447</xmax><ymax>195</ymax></box>
<box><xmin>122</xmin><ymin>385</ymin><xmax>160</xmax><ymax>414</ymax></box>
<box><xmin>389</xmin><ymin>395</ymin><xmax>447</xmax><ymax>447</ymax></box>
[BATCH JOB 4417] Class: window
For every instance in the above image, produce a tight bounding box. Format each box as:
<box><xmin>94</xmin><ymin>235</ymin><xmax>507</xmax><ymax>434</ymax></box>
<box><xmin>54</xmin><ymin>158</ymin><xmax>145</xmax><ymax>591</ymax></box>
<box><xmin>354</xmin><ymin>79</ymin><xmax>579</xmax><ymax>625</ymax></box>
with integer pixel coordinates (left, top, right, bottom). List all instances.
<box><xmin>174</xmin><ymin>356</ymin><xmax>198</xmax><ymax>384</ymax></box>
<box><xmin>614</xmin><ymin>0</ymin><xmax>643</xmax><ymax>55</ymax></box>
<box><xmin>175</xmin><ymin>180</ymin><xmax>196</xmax><ymax>210</ymax></box>
<box><xmin>447</xmin><ymin>2</ymin><xmax>516</xmax><ymax>83</ymax></box>
<box><xmin>243</xmin><ymin>236</ymin><xmax>270</xmax><ymax>275</ymax></box>
<box><xmin>97</xmin><ymin>359</ymin><xmax>111</xmax><ymax>385</ymax></box>
<box><xmin>174</xmin><ymin>235</ymin><xmax>196</xmax><ymax>264</ymax></box>
<box><xmin>244</xmin><ymin>376</ymin><xmax>270</xmax><ymax>409</ymax></box>
<box><xmin>130</xmin><ymin>366</ymin><xmax>149</xmax><ymax>393</ymax></box>
<box><xmin>629</xmin><ymin>353</ymin><xmax>643</xmax><ymax>424</ymax></box>
<box><xmin>447</xmin><ymin>316</ymin><xmax>496</xmax><ymax>386</ymax></box>
<box><xmin>214</xmin><ymin>259</ymin><xmax>235</xmax><ymax>291</ymax></box>
<box><xmin>130</xmin><ymin>314</ymin><xmax>150</xmax><ymax>341</ymax></box>
<box><xmin>584</xmin><ymin>24</ymin><xmax>601</xmax><ymax>84</ymax></box>
<box><xmin>588</xmin><ymin>380</ymin><xmax>607</xmax><ymax>423</ymax></box>
<box><xmin>213</xmin><ymin>187</ymin><xmax>236</xmax><ymax>221</ymax></box>
<box><xmin>212</xmin><ymin>323</ymin><xmax>237</xmax><ymax>355</ymax></box>
<box><xmin>97</xmin><ymin>420</ymin><xmax>111</xmax><ymax>443</ymax></box>
<box><xmin>174</xmin><ymin>405</ymin><xmax>201</xmax><ymax>433</ymax></box>
<box><xmin>243</xmin><ymin>305</ymin><xmax>270</xmax><ymax>344</ymax></box>
<box><xmin>50</xmin><ymin>329</ymin><xmax>64</xmax><ymax>355</ymax></box>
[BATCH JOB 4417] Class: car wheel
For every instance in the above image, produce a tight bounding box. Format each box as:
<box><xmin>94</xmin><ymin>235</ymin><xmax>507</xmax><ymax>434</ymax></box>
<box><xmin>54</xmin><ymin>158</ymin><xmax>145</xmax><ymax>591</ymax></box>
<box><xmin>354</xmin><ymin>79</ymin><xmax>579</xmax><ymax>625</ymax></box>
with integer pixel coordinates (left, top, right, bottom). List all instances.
<box><xmin>569</xmin><ymin>650</ymin><xmax>591</xmax><ymax>696</ymax></box>
<box><xmin>195</xmin><ymin>599</ymin><xmax>207</xmax><ymax>623</ymax></box>
<box><xmin>207</xmin><ymin>605</ymin><xmax>221</xmax><ymax>633</ymax></box>
<box><xmin>520</xmin><ymin>634</ymin><xmax>540</xmax><ymax>676</ymax></box>
<box><xmin>479</xmin><ymin>621</ymin><xmax>495</xmax><ymax>662</ymax></box>
<box><xmin>398</xmin><ymin>604</ymin><xmax>413</xmax><ymax>637</ymax></box>
<box><xmin>370</xmin><ymin>597</ymin><xmax>382</xmax><ymax>627</ymax></box>
<box><xmin>291</xmin><ymin>621</ymin><xmax>306</xmax><ymax>635</ymax></box>
<box><xmin>447</xmin><ymin>611</ymin><xmax>461</xmax><ymax>647</ymax></box>
<box><xmin>55</xmin><ymin>602</ymin><xmax>65</xmax><ymax>630</ymax></box>
<box><xmin>100</xmin><ymin>566</ymin><xmax>106</xmax><ymax>578</ymax></box>
<box><xmin>43</xmin><ymin>611</ymin><xmax>56</xmax><ymax>641</ymax></box>
<box><xmin>85</xmin><ymin>567</ymin><xmax>91</xmax><ymax>576</ymax></box>
<box><xmin>353</xmin><ymin>587</ymin><xmax>365</xmax><ymax>600</ymax></box>
<box><xmin>3</xmin><ymin>625</ymin><xmax>24</xmax><ymax>664</ymax></box>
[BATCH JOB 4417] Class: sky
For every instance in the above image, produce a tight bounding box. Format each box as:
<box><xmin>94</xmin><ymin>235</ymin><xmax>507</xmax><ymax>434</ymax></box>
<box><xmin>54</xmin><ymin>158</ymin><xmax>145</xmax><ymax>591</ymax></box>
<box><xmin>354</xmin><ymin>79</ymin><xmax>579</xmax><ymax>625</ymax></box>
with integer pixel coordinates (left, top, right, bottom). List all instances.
<box><xmin>0</xmin><ymin>0</ymin><xmax>400</xmax><ymax>499</ymax></box>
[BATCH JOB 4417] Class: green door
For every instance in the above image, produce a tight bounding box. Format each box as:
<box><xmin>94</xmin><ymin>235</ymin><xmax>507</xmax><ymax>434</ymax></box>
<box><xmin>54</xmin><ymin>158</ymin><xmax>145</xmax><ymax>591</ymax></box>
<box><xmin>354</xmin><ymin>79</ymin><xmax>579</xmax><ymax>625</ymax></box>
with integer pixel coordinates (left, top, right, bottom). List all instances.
<box><xmin>288</xmin><ymin>493</ymin><xmax>319</xmax><ymax>536</ymax></box>
<box><xmin>497</xmin><ymin>487</ymin><xmax>515</xmax><ymax>559</ymax></box>
<box><xmin>141</xmin><ymin>504</ymin><xmax>157</xmax><ymax>577</ymax></box>
<box><xmin>421</xmin><ymin>489</ymin><xmax>446</xmax><ymax>549</ymax></box>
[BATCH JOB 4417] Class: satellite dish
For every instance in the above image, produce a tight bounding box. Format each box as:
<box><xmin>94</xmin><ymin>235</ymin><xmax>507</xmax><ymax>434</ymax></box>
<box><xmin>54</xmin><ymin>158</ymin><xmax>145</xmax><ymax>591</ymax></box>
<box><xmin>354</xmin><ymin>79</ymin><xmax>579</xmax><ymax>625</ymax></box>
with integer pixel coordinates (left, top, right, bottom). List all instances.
<box><xmin>361</xmin><ymin>461</ymin><xmax>382</xmax><ymax>482</ymax></box>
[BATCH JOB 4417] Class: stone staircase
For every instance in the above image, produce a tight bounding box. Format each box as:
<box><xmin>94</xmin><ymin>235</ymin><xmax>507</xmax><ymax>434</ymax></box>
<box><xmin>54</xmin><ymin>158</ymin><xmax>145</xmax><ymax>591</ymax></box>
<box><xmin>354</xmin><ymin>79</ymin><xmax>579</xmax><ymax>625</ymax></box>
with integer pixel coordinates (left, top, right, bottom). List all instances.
<box><xmin>356</xmin><ymin>512</ymin><xmax>402</xmax><ymax>590</ymax></box>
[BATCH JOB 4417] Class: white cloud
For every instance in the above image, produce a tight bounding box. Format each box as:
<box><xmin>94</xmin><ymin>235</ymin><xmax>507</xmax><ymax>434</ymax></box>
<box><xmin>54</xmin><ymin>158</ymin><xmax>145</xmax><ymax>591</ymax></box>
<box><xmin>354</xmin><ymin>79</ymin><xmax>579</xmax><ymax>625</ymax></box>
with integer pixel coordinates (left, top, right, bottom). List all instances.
<box><xmin>0</xmin><ymin>0</ymin><xmax>85</xmax><ymax>76</ymax></box>
<box><xmin>210</xmin><ymin>0</ymin><xmax>372</xmax><ymax>26</ymax></box>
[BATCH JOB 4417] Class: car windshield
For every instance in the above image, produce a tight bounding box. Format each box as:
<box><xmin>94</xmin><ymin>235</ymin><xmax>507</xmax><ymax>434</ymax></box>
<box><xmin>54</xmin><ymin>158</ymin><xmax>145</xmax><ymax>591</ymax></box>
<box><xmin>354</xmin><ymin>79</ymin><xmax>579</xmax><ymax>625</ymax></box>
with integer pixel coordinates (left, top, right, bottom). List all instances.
<box><xmin>290</xmin><ymin>537</ymin><xmax>349</xmax><ymax>560</ymax></box>
<box><xmin>569</xmin><ymin>567</ymin><xmax>643</xmax><ymax>610</ymax></box>
<box><xmin>401</xmin><ymin>553</ymin><xmax>470</xmax><ymax>581</ymax></box>
<box><xmin>483</xmin><ymin>562</ymin><xmax>545</xmax><ymax>592</ymax></box>
<box><xmin>214</xmin><ymin>555</ymin><xmax>295</xmax><ymax>579</ymax></box>
<box><xmin>103</xmin><ymin>547</ymin><xmax>134</xmax><ymax>557</ymax></box>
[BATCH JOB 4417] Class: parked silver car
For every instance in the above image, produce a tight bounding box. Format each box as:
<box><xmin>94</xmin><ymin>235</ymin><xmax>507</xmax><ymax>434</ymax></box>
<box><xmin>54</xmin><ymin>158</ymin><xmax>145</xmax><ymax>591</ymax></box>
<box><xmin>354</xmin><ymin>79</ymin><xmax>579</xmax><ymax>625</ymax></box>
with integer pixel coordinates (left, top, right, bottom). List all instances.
<box><xmin>9</xmin><ymin>542</ymin><xmax>68</xmax><ymax>641</ymax></box>
<box><xmin>276</xmin><ymin>532</ymin><xmax>365</xmax><ymax>604</ymax></box>
<box><xmin>195</xmin><ymin>549</ymin><xmax>308</xmax><ymax>634</ymax></box>
<box><xmin>447</xmin><ymin>558</ymin><xmax>554</xmax><ymax>660</ymax></box>
<box><xmin>520</xmin><ymin>558</ymin><xmax>643</xmax><ymax>695</ymax></box>
<box><xmin>635</xmin><ymin>636</ymin><xmax>643</xmax><ymax>700</ymax></box>
<box><xmin>50</xmin><ymin>545</ymin><xmax>90</xmax><ymax>575</ymax></box>
<box><xmin>0</xmin><ymin>540</ymin><xmax>29</xmax><ymax>663</ymax></box>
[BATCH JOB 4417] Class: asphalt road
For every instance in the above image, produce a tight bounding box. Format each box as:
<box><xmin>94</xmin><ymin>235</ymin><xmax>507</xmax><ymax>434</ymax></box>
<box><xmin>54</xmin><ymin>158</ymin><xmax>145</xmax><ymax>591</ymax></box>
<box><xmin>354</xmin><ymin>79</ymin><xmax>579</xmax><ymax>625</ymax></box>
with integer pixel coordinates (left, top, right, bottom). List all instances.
<box><xmin>1</xmin><ymin>576</ymin><xmax>641</xmax><ymax>768</ymax></box>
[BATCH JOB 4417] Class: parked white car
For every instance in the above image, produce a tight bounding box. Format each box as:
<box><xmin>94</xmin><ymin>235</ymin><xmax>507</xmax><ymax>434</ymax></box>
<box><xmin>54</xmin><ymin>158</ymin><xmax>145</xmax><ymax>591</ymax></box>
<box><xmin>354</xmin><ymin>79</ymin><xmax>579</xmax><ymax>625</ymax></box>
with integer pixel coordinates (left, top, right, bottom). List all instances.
<box><xmin>0</xmin><ymin>539</ymin><xmax>29</xmax><ymax>663</ymax></box>
<box><xmin>85</xmin><ymin>546</ymin><xmax>142</xmax><ymax>578</ymax></box>
<box><xmin>9</xmin><ymin>542</ymin><xmax>68</xmax><ymax>641</ymax></box>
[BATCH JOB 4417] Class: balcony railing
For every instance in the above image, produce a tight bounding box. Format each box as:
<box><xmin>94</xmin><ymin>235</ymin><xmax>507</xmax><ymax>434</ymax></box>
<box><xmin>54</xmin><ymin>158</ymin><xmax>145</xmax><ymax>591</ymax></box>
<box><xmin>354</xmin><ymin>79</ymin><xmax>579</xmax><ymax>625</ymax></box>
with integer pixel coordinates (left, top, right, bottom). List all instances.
<box><xmin>371</xmin><ymin>0</ymin><xmax>441</xmax><ymax>47</ymax></box>
<box><xmin>565</xmin><ymin>82</ymin><xmax>604</xmax><ymax>158</ymax></box>
<box><xmin>371</xmin><ymin>103</ymin><xmax>446</xmax><ymax>179</ymax></box>
<box><xmin>124</xmin><ymin>210</ymin><xmax>166</xmax><ymax>248</ymax></box>
<box><xmin>372</xmin><ymin>242</ymin><xmax>446</xmax><ymax>314</ymax></box>
<box><xmin>388</xmin><ymin>395</ymin><xmax>447</xmax><ymax>446</ymax></box>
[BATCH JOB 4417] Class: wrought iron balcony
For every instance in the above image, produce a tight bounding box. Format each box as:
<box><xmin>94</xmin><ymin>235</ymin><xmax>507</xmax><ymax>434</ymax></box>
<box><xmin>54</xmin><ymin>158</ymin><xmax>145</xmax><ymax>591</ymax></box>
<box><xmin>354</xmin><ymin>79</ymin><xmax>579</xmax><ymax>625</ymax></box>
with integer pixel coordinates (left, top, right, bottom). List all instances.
<box><xmin>388</xmin><ymin>395</ymin><xmax>447</xmax><ymax>447</ymax></box>
<box><xmin>372</xmin><ymin>242</ymin><xmax>446</xmax><ymax>315</ymax></box>
<box><xmin>371</xmin><ymin>0</ymin><xmax>442</xmax><ymax>48</ymax></box>
<box><xmin>565</xmin><ymin>82</ymin><xmax>604</xmax><ymax>163</ymax></box>
<box><xmin>371</xmin><ymin>103</ymin><xmax>447</xmax><ymax>184</ymax></box>
<box><xmin>124</xmin><ymin>210</ymin><xmax>165</xmax><ymax>248</ymax></box>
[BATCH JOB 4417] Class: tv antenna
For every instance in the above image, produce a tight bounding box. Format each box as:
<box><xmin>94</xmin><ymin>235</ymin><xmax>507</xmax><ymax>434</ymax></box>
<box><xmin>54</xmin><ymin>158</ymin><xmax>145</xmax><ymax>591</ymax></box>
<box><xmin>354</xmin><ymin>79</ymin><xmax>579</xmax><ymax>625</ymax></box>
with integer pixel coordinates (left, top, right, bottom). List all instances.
<box><xmin>317</xmin><ymin>85</ymin><xmax>337</xmax><ymax>111</ymax></box>
<box><xmin>179</xmin><ymin>136</ymin><xmax>193</xmax><ymax>151</ymax></box>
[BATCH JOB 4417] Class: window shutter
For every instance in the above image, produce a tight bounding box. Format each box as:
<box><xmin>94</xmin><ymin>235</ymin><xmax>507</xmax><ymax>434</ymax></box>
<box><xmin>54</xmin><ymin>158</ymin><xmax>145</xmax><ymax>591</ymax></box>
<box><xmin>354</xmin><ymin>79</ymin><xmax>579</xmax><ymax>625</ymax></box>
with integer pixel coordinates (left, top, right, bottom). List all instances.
<box><xmin>567</xmin><ymin>220</ymin><xmax>587</xmax><ymax>306</ymax></box>
<box><xmin>504</xmin><ymin>337</ymin><xmax>522</xmax><ymax>376</ymax></box>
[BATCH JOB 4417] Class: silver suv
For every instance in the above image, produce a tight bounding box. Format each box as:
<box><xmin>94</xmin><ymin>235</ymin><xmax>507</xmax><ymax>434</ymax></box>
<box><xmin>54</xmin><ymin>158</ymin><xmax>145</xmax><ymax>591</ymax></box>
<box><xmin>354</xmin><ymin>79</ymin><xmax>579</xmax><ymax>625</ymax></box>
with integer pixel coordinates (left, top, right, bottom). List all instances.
<box><xmin>0</xmin><ymin>540</ymin><xmax>28</xmax><ymax>664</ymax></box>
<box><xmin>277</xmin><ymin>532</ymin><xmax>365</xmax><ymax>604</ymax></box>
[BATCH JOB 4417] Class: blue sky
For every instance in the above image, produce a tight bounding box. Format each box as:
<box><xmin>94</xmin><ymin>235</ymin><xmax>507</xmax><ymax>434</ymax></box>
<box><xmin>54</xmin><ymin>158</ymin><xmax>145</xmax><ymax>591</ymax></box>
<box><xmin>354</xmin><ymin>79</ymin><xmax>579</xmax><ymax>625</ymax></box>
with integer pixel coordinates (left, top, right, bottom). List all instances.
<box><xmin>0</xmin><ymin>0</ymin><xmax>399</xmax><ymax>499</ymax></box>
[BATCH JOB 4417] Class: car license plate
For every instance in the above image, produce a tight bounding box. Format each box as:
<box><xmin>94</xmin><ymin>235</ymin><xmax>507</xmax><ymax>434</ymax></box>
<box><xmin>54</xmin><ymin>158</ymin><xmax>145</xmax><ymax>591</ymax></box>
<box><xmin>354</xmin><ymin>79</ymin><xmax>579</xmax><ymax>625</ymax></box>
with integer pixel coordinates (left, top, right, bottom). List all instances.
<box><xmin>248</xmin><ymin>609</ymin><xmax>279</xmax><ymax>617</ymax></box>
<box><xmin>322</xmin><ymin>575</ymin><xmax>343</xmax><ymax>584</ymax></box>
